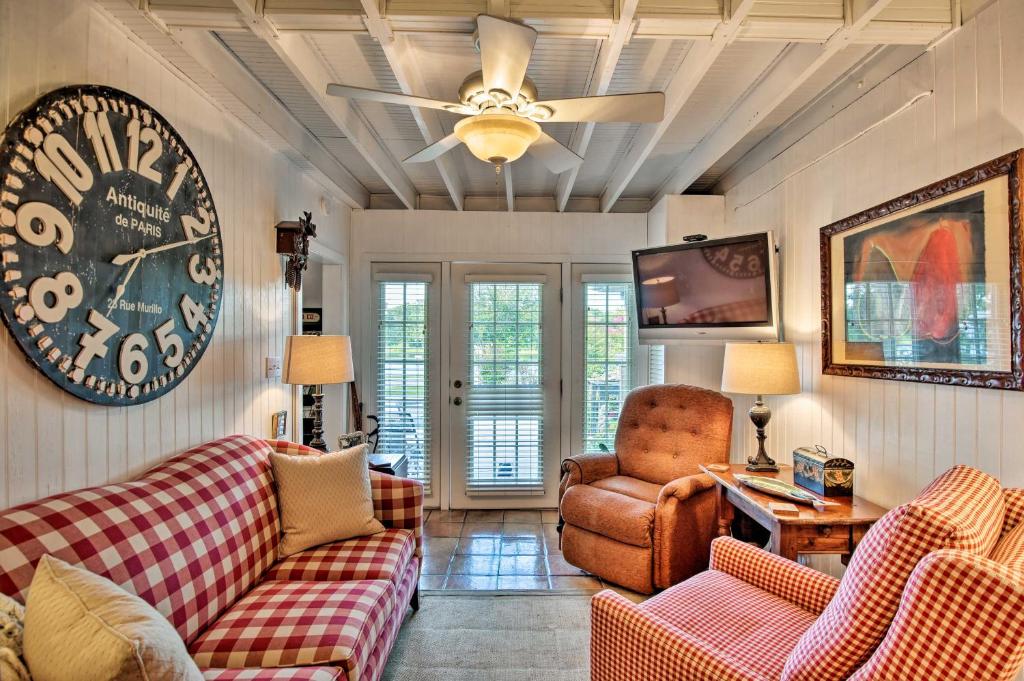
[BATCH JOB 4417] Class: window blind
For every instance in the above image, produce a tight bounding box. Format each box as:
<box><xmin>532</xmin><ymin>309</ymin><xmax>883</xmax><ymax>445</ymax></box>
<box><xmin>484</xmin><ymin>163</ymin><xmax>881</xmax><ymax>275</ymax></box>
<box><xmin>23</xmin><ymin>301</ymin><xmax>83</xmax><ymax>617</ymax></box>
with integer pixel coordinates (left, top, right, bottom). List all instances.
<box><xmin>465</xmin><ymin>281</ymin><xmax>545</xmax><ymax>494</ymax></box>
<box><xmin>582</xmin><ymin>282</ymin><xmax>635</xmax><ymax>454</ymax></box>
<box><xmin>648</xmin><ymin>344</ymin><xmax>666</xmax><ymax>384</ymax></box>
<box><xmin>376</xmin><ymin>280</ymin><xmax>431</xmax><ymax>494</ymax></box>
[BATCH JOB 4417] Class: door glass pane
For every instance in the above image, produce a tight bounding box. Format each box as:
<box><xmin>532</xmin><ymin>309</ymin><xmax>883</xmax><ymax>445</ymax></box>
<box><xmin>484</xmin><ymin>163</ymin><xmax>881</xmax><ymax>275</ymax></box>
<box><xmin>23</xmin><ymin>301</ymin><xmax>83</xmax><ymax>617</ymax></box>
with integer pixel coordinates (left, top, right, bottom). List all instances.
<box><xmin>466</xmin><ymin>282</ymin><xmax>544</xmax><ymax>491</ymax></box>
<box><xmin>583</xmin><ymin>282</ymin><xmax>635</xmax><ymax>453</ymax></box>
<box><xmin>376</xmin><ymin>281</ymin><xmax>431</xmax><ymax>491</ymax></box>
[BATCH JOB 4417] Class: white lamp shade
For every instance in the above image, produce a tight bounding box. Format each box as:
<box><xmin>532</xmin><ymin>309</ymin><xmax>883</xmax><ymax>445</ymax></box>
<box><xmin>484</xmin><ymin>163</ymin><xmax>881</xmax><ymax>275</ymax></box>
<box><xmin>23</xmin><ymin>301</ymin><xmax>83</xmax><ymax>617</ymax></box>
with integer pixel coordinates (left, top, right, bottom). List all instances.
<box><xmin>721</xmin><ymin>342</ymin><xmax>800</xmax><ymax>396</ymax></box>
<box><xmin>282</xmin><ymin>335</ymin><xmax>354</xmax><ymax>385</ymax></box>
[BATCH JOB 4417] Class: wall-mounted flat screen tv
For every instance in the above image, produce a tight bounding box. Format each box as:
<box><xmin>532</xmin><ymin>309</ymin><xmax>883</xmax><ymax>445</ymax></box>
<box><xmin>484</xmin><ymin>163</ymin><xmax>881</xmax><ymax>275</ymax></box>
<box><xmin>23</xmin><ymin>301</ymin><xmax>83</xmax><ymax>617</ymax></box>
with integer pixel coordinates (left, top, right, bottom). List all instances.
<box><xmin>632</xmin><ymin>231</ymin><xmax>780</xmax><ymax>342</ymax></box>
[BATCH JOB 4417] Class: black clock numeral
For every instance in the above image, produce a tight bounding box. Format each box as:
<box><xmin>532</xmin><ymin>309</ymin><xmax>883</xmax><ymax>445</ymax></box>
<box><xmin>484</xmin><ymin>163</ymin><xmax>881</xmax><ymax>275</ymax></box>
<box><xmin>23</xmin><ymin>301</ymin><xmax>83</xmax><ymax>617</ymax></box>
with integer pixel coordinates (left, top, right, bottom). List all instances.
<box><xmin>179</xmin><ymin>294</ymin><xmax>209</xmax><ymax>333</ymax></box>
<box><xmin>154</xmin><ymin>319</ymin><xmax>184</xmax><ymax>368</ymax></box>
<box><xmin>180</xmin><ymin>207</ymin><xmax>212</xmax><ymax>241</ymax></box>
<box><xmin>119</xmin><ymin>333</ymin><xmax>150</xmax><ymax>384</ymax></box>
<box><xmin>15</xmin><ymin>202</ymin><xmax>73</xmax><ymax>254</ymax></box>
<box><xmin>28</xmin><ymin>272</ymin><xmax>83</xmax><ymax>324</ymax></box>
<box><xmin>83</xmin><ymin>111</ymin><xmax>122</xmax><ymax>175</ymax></box>
<box><xmin>126</xmin><ymin>119</ymin><xmax>163</xmax><ymax>184</ymax></box>
<box><xmin>75</xmin><ymin>310</ymin><xmax>119</xmax><ymax>371</ymax></box>
<box><xmin>34</xmin><ymin>133</ymin><xmax>93</xmax><ymax>206</ymax></box>
<box><xmin>188</xmin><ymin>254</ymin><xmax>219</xmax><ymax>286</ymax></box>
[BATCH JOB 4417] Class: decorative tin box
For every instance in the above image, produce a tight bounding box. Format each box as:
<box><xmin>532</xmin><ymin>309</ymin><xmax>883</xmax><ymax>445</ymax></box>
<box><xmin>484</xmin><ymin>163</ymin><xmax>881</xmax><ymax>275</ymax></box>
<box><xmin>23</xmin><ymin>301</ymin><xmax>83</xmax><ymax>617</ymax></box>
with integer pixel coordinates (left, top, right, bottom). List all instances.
<box><xmin>792</xmin><ymin>446</ymin><xmax>854</xmax><ymax>497</ymax></box>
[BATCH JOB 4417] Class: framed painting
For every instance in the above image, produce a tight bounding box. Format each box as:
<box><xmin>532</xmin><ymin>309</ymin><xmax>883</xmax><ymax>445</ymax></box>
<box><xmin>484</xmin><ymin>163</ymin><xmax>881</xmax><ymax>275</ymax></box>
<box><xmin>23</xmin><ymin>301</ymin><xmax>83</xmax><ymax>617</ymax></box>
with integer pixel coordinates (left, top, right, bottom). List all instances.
<box><xmin>821</xmin><ymin>149</ymin><xmax>1024</xmax><ymax>390</ymax></box>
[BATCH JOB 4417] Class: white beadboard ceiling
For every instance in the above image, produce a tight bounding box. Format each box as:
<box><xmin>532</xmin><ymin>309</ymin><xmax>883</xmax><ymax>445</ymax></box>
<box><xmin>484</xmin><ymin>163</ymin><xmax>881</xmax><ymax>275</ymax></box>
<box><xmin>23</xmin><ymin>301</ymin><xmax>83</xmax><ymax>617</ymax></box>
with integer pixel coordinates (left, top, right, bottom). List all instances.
<box><xmin>125</xmin><ymin>0</ymin><xmax>954</xmax><ymax>210</ymax></box>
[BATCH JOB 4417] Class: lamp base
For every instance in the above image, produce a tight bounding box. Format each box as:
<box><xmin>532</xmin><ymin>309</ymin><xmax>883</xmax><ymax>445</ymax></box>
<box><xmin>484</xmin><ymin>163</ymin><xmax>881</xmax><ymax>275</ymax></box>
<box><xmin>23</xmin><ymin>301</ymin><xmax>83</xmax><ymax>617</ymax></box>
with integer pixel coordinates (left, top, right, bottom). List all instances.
<box><xmin>309</xmin><ymin>391</ymin><xmax>327</xmax><ymax>452</ymax></box>
<box><xmin>746</xmin><ymin>395</ymin><xmax>779</xmax><ymax>473</ymax></box>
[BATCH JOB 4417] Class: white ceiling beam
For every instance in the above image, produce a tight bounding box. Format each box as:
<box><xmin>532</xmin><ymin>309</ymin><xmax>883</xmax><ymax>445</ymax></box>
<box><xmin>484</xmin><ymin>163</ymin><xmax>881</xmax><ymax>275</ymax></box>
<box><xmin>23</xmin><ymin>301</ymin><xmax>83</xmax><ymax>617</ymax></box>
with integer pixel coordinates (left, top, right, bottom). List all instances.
<box><xmin>654</xmin><ymin>0</ymin><xmax>900</xmax><ymax>197</ymax></box>
<box><xmin>126</xmin><ymin>3</ymin><xmax>369</xmax><ymax>208</ymax></box>
<box><xmin>554</xmin><ymin>0</ymin><xmax>639</xmax><ymax>212</ymax></box>
<box><xmin>360</xmin><ymin>0</ymin><xmax>465</xmax><ymax>211</ymax></box>
<box><xmin>232</xmin><ymin>0</ymin><xmax>419</xmax><ymax>209</ymax></box>
<box><xmin>598</xmin><ymin>0</ymin><xmax>757</xmax><ymax>213</ymax></box>
<box><xmin>504</xmin><ymin>166</ymin><xmax>514</xmax><ymax>212</ymax></box>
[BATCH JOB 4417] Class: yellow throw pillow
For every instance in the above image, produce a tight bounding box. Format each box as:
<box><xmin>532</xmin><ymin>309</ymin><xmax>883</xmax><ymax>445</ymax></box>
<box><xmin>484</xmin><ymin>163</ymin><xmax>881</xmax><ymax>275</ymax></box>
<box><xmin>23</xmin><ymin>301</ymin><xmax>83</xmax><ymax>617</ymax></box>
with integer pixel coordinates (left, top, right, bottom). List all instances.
<box><xmin>271</xmin><ymin>443</ymin><xmax>386</xmax><ymax>557</ymax></box>
<box><xmin>22</xmin><ymin>555</ymin><xmax>202</xmax><ymax>681</ymax></box>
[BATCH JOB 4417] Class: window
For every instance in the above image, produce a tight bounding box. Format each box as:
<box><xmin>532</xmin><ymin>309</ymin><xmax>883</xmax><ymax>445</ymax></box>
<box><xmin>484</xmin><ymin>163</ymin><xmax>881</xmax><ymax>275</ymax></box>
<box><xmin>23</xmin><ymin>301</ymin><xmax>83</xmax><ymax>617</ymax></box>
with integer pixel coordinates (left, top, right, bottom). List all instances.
<box><xmin>375</xmin><ymin>277</ymin><xmax>432</xmax><ymax>492</ymax></box>
<box><xmin>465</xmin><ymin>281</ymin><xmax>545</xmax><ymax>491</ymax></box>
<box><xmin>582</xmin><ymin>279</ymin><xmax>635</xmax><ymax>454</ymax></box>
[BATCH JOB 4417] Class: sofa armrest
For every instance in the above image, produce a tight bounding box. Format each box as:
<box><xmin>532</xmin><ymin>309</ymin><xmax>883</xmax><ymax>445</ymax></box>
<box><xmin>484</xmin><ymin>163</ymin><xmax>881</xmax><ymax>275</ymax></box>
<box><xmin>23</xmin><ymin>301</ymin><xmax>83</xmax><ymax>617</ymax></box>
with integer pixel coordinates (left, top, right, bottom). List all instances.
<box><xmin>370</xmin><ymin>471</ymin><xmax>425</xmax><ymax>557</ymax></box>
<box><xmin>652</xmin><ymin>473</ymin><xmax>718</xmax><ymax>588</ymax></box>
<box><xmin>847</xmin><ymin>550</ymin><xmax>1024</xmax><ymax>681</ymax></box>
<box><xmin>709</xmin><ymin>536</ymin><xmax>839</xmax><ymax>614</ymax></box>
<box><xmin>591</xmin><ymin>590</ymin><xmax>765</xmax><ymax>681</ymax></box>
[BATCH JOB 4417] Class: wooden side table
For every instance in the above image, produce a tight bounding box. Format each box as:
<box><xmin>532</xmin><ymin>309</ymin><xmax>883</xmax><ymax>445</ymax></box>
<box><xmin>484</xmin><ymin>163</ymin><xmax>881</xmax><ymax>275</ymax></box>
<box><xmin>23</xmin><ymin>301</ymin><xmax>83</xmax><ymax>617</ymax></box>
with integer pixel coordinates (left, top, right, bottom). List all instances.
<box><xmin>700</xmin><ymin>463</ymin><xmax>888</xmax><ymax>564</ymax></box>
<box><xmin>368</xmin><ymin>452</ymin><xmax>409</xmax><ymax>478</ymax></box>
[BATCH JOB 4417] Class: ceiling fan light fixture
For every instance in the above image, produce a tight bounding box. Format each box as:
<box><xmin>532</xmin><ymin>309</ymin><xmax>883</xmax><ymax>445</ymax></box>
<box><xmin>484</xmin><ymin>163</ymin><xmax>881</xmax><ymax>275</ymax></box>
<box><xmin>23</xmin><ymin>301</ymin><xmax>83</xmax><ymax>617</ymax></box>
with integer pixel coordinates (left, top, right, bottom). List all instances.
<box><xmin>454</xmin><ymin>113</ymin><xmax>540</xmax><ymax>165</ymax></box>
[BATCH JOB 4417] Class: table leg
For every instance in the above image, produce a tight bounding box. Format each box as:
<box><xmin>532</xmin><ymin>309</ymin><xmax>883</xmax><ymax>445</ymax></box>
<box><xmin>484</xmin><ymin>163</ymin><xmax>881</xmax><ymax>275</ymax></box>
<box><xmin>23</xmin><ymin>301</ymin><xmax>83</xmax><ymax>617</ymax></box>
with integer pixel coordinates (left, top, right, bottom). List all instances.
<box><xmin>715</xmin><ymin>485</ymin><xmax>734</xmax><ymax>537</ymax></box>
<box><xmin>773</xmin><ymin>528</ymin><xmax>801</xmax><ymax>561</ymax></box>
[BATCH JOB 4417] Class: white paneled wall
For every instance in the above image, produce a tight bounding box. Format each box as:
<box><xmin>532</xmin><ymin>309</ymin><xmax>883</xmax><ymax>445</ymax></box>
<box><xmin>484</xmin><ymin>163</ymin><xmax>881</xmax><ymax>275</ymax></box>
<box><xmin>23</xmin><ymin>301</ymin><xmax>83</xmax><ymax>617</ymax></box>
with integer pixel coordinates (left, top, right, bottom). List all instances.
<box><xmin>669</xmin><ymin>0</ymin><xmax>1024</xmax><ymax>522</ymax></box>
<box><xmin>0</xmin><ymin>0</ymin><xmax>351</xmax><ymax>508</ymax></box>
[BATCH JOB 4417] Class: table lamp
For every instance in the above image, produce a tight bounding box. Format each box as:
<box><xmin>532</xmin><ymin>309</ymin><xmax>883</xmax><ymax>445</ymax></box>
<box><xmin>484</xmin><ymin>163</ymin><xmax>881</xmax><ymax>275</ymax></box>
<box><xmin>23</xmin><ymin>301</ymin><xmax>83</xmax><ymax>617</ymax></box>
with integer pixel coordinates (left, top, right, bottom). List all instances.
<box><xmin>283</xmin><ymin>334</ymin><xmax>354</xmax><ymax>451</ymax></box>
<box><xmin>720</xmin><ymin>342</ymin><xmax>800</xmax><ymax>472</ymax></box>
<box><xmin>641</xmin><ymin>276</ymin><xmax>680</xmax><ymax>325</ymax></box>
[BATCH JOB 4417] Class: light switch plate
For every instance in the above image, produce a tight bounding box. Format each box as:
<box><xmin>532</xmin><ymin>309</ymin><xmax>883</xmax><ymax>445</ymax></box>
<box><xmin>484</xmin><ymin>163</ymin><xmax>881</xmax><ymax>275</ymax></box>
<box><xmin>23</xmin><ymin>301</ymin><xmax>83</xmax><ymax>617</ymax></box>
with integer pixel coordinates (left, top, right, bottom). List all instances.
<box><xmin>266</xmin><ymin>356</ymin><xmax>281</xmax><ymax>379</ymax></box>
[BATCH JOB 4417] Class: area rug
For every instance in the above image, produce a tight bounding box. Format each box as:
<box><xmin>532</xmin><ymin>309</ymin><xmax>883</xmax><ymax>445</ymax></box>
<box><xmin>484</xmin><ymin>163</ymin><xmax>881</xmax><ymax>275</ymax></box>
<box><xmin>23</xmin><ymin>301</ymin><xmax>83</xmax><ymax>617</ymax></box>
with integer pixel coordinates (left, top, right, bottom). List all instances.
<box><xmin>381</xmin><ymin>594</ymin><xmax>591</xmax><ymax>681</ymax></box>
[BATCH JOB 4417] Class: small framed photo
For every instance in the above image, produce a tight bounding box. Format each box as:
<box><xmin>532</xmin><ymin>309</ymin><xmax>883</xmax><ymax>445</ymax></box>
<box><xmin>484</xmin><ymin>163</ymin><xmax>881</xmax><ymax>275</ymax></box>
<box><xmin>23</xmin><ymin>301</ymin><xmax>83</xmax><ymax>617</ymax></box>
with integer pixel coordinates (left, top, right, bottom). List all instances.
<box><xmin>272</xmin><ymin>410</ymin><xmax>288</xmax><ymax>438</ymax></box>
<box><xmin>822</xmin><ymin>149</ymin><xmax>1024</xmax><ymax>390</ymax></box>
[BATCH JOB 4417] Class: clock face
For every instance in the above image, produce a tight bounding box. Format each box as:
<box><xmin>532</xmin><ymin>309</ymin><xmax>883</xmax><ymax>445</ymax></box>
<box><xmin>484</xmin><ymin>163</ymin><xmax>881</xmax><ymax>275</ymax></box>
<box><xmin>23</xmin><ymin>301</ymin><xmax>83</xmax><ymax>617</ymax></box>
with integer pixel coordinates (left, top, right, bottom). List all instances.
<box><xmin>701</xmin><ymin>240</ymin><xmax>767</xmax><ymax>279</ymax></box>
<box><xmin>0</xmin><ymin>85</ymin><xmax>223</xmax><ymax>406</ymax></box>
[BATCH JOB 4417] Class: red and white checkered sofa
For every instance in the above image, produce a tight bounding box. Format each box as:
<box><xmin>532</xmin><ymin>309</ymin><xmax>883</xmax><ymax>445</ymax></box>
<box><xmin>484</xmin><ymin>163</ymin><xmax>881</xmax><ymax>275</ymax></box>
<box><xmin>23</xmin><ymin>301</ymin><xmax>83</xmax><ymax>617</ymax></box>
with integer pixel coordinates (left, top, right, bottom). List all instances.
<box><xmin>0</xmin><ymin>434</ymin><xmax>423</xmax><ymax>681</ymax></box>
<box><xmin>590</xmin><ymin>465</ymin><xmax>1024</xmax><ymax>681</ymax></box>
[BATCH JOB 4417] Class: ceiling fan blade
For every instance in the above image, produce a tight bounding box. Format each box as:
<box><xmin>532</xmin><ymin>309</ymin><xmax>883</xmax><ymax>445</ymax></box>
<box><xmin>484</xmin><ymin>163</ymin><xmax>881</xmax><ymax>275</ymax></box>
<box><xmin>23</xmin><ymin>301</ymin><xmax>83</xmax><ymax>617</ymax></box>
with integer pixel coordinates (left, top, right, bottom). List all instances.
<box><xmin>476</xmin><ymin>15</ymin><xmax>537</xmax><ymax>100</ymax></box>
<box><xmin>404</xmin><ymin>133</ymin><xmax>462</xmax><ymax>164</ymax></box>
<box><xmin>532</xmin><ymin>92</ymin><xmax>666</xmax><ymax>123</ymax></box>
<box><xmin>527</xmin><ymin>132</ymin><xmax>583</xmax><ymax>174</ymax></box>
<box><xmin>326</xmin><ymin>84</ymin><xmax>464</xmax><ymax>113</ymax></box>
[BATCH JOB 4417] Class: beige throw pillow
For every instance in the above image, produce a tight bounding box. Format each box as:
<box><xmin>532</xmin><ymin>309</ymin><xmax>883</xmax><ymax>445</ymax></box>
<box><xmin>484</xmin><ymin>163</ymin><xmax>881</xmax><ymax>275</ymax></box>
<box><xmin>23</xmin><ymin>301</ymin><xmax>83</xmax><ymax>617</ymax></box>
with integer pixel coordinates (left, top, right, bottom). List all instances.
<box><xmin>23</xmin><ymin>555</ymin><xmax>202</xmax><ymax>681</ymax></box>
<box><xmin>271</xmin><ymin>443</ymin><xmax>385</xmax><ymax>557</ymax></box>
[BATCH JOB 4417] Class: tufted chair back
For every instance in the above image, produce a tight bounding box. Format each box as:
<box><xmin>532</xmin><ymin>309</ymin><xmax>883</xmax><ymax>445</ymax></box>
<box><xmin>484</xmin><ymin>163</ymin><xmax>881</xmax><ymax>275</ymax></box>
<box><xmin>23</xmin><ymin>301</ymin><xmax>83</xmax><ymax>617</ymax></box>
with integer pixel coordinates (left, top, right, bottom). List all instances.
<box><xmin>614</xmin><ymin>384</ymin><xmax>733</xmax><ymax>486</ymax></box>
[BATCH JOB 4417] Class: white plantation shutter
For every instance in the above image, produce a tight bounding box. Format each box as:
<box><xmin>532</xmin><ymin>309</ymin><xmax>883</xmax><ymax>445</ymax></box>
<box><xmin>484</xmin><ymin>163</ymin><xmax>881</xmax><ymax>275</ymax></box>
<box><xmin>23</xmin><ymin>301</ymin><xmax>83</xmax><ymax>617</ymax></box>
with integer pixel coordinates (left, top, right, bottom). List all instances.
<box><xmin>647</xmin><ymin>344</ymin><xmax>666</xmax><ymax>384</ymax></box>
<box><xmin>582</xmin><ymin>281</ymin><xmax>637</xmax><ymax>454</ymax></box>
<box><xmin>465</xmin><ymin>279</ymin><xmax>545</xmax><ymax>493</ymax></box>
<box><xmin>375</xmin><ymin>276</ymin><xmax>432</xmax><ymax>493</ymax></box>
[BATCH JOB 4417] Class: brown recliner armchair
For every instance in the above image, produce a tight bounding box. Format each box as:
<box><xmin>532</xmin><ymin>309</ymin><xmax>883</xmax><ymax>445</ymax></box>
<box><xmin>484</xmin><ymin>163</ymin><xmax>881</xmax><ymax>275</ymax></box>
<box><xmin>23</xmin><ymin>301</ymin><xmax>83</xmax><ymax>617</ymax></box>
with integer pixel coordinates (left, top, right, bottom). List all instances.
<box><xmin>559</xmin><ymin>384</ymin><xmax>733</xmax><ymax>594</ymax></box>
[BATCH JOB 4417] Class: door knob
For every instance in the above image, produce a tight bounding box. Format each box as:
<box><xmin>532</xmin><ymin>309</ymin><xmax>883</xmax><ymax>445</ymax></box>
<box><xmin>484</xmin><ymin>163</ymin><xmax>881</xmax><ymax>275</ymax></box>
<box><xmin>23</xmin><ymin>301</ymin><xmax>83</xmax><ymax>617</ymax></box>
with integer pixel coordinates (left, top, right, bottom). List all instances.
<box><xmin>453</xmin><ymin>396</ymin><xmax>463</xmax><ymax>406</ymax></box>
<box><xmin>453</xmin><ymin>379</ymin><xmax>463</xmax><ymax>389</ymax></box>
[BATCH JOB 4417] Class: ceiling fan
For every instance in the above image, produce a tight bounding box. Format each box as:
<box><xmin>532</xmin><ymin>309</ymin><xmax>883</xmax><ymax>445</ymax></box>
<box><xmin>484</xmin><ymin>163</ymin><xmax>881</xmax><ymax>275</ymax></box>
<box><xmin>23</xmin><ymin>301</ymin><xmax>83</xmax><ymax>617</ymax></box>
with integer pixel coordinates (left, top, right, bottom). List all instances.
<box><xmin>326</xmin><ymin>15</ymin><xmax>665</xmax><ymax>174</ymax></box>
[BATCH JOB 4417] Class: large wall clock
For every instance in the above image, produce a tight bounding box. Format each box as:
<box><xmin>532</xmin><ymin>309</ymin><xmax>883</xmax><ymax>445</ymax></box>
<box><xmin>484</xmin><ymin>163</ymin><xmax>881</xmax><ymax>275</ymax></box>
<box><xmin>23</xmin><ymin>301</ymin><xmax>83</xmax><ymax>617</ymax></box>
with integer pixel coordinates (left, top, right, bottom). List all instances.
<box><xmin>0</xmin><ymin>85</ymin><xmax>223</xmax><ymax>406</ymax></box>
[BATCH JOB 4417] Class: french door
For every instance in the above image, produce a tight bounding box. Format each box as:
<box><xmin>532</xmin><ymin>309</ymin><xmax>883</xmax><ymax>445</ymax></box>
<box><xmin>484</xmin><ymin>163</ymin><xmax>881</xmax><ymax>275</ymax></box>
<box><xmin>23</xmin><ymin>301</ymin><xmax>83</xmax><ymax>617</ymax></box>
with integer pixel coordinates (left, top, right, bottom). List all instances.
<box><xmin>448</xmin><ymin>263</ymin><xmax>562</xmax><ymax>508</ymax></box>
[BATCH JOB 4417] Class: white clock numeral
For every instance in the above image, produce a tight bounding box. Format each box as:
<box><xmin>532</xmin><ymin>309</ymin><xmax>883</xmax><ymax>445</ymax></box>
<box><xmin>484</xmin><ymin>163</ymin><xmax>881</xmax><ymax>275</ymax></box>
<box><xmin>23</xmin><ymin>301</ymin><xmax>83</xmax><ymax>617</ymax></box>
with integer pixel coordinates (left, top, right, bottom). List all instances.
<box><xmin>179</xmin><ymin>294</ymin><xmax>208</xmax><ymax>333</ymax></box>
<box><xmin>154</xmin><ymin>318</ymin><xmax>184</xmax><ymax>368</ymax></box>
<box><xmin>188</xmin><ymin>254</ymin><xmax>219</xmax><ymax>286</ymax></box>
<box><xmin>15</xmin><ymin>202</ymin><xmax>73</xmax><ymax>254</ymax></box>
<box><xmin>28</xmin><ymin>272</ymin><xmax>83</xmax><ymax>324</ymax></box>
<box><xmin>180</xmin><ymin>206</ymin><xmax>211</xmax><ymax>241</ymax></box>
<box><xmin>166</xmin><ymin>162</ymin><xmax>188</xmax><ymax>201</ymax></box>
<box><xmin>119</xmin><ymin>333</ymin><xmax>150</xmax><ymax>384</ymax></box>
<box><xmin>83</xmin><ymin>111</ymin><xmax>122</xmax><ymax>174</ymax></box>
<box><xmin>126</xmin><ymin>119</ymin><xmax>163</xmax><ymax>184</ymax></box>
<box><xmin>75</xmin><ymin>310</ymin><xmax>120</xmax><ymax>370</ymax></box>
<box><xmin>34</xmin><ymin>133</ymin><xmax>93</xmax><ymax>206</ymax></box>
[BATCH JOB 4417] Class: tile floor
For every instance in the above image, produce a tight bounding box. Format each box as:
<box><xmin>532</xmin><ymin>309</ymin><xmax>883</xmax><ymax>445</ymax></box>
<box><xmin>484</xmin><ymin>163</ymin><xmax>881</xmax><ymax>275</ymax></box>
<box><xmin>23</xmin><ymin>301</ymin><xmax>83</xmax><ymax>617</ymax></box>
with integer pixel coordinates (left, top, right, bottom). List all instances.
<box><xmin>418</xmin><ymin>509</ymin><xmax>640</xmax><ymax>596</ymax></box>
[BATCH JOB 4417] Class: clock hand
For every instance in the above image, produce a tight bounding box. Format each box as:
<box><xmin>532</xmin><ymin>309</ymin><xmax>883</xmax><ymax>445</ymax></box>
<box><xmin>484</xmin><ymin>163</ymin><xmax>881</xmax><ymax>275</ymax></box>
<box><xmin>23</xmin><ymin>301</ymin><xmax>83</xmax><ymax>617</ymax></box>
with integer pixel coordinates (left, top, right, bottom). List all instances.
<box><xmin>110</xmin><ymin>234</ymin><xmax>214</xmax><ymax>266</ymax></box>
<box><xmin>106</xmin><ymin>256</ymin><xmax>142</xmax><ymax>315</ymax></box>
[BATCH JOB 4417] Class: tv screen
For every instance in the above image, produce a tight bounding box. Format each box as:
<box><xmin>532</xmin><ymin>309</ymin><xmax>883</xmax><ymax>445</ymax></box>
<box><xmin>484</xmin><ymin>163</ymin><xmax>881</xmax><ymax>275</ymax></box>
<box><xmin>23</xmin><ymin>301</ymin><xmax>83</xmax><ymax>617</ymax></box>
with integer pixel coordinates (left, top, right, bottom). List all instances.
<box><xmin>632</xmin><ymin>233</ymin><xmax>776</xmax><ymax>337</ymax></box>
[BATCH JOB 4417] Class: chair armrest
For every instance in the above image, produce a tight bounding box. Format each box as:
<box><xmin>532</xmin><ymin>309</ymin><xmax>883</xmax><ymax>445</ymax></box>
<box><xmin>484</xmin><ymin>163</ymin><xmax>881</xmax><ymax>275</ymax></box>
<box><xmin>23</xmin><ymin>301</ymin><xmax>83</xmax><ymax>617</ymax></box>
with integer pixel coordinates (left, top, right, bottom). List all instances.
<box><xmin>559</xmin><ymin>452</ymin><xmax>618</xmax><ymax>490</ymax></box>
<box><xmin>709</xmin><ymin>537</ymin><xmax>839</xmax><ymax>614</ymax></box>
<box><xmin>659</xmin><ymin>472</ymin><xmax>716</xmax><ymax>503</ymax></box>
<box><xmin>848</xmin><ymin>550</ymin><xmax>1024</xmax><ymax>681</ymax></box>
<box><xmin>591</xmin><ymin>590</ymin><xmax>766</xmax><ymax>681</ymax></box>
<box><xmin>652</xmin><ymin>474</ymin><xmax>718</xmax><ymax>588</ymax></box>
<box><xmin>370</xmin><ymin>471</ymin><xmax>424</xmax><ymax>557</ymax></box>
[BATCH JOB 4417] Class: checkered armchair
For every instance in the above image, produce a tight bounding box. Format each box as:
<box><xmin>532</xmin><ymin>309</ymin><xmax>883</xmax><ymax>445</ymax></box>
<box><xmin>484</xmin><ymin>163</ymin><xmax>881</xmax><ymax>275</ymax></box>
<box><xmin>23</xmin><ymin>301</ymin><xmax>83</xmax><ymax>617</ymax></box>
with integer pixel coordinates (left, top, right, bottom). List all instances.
<box><xmin>591</xmin><ymin>465</ymin><xmax>1024</xmax><ymax>681</ymax></box>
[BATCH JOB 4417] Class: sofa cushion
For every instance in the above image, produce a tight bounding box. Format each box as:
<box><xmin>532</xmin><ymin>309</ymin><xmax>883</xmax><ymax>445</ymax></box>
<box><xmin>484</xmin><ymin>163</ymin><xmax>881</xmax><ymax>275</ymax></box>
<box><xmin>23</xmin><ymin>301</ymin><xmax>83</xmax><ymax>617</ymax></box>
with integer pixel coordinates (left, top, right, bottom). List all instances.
<box><xmin>263</xmin><ymin>529</ymin><xmax>415</xmax><ymax>586</ymax></box>
<box><xmin>990</xmin><ymin>521</ymin><xmax>1024</xmax><ymax>572</ymax></box>
<box><xmin>0</xmin><ymin>435</ymin><xmax>279</xmax><ymax>645</ymax></box>
<box><xmin>1003</xmin><ymin>488</ymin><xmax>1024</xmax><ymax>538</ymax></box>
<box><xmin>201</xmin><ymin>669</ymin><xmax>344</xmax><ymax>680</ymax></box>
<box><xmin>783</xmin><ymin>465</ymin><xmax>1005</xmax><ymax>681</ymax></box>
<box><xmin>561</xmin><ymin>484</ymin><xmax>655</xmax><ymax>548</ymax></box>
<box><xmin>642</xmin><ymin>569</ymin><xmax>818</xmax><ymax>680</ymax></box>
<box><xmin>590</xmin><ymin>476</ymin><xmax>662</xmax><ymax>504</ymax></box>
<box><xmin>189</xmin><ymin>580</ymin><xmax>392</xmax><ymax>675</ymax></box>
